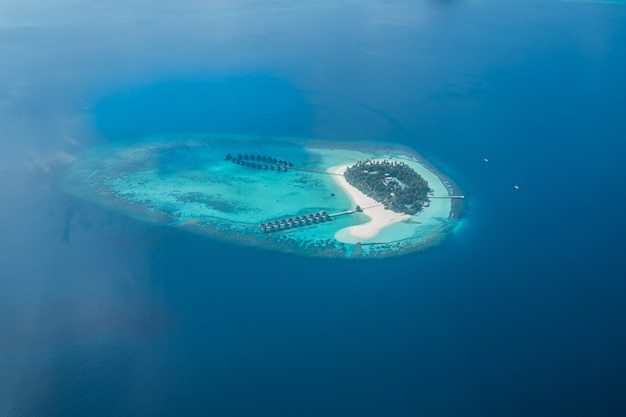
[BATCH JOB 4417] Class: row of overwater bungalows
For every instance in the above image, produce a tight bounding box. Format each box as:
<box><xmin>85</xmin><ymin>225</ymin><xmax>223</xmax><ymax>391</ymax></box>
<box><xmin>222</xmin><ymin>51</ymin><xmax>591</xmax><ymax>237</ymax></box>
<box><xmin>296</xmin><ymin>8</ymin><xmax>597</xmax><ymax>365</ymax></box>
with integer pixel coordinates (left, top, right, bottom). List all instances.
<box><xmin>225</xmin><ymin>153</ymin><xmax>293</xmax><ymax>172</ymax></box>
<box><xmin>259</xmin><ymin>212</ymin><xmax>332</xmax><ymax>233</ymax></box>
<box><xmin>229</xmin><ymin>158</ymin><xmax>289</xmax><ymax>172</ymax></box>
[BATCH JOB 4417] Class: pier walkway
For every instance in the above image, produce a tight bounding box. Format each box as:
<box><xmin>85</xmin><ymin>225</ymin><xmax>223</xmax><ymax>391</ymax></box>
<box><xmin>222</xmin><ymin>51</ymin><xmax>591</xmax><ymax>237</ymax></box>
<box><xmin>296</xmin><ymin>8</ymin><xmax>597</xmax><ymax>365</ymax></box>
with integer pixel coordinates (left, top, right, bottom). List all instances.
<box><xmin>259</xmin><ymin>210</ymin><xmax>333</xmax><ymax>233</ymax></box>
<box><xmin>259</xmin><ymin>204</ymin><xmax>382</xmax><ymax>233</ymax></box>
<box><xmin>290</xmin><ymin>166</ymin><xmax>344</xmax><ymax>176</ymax></box>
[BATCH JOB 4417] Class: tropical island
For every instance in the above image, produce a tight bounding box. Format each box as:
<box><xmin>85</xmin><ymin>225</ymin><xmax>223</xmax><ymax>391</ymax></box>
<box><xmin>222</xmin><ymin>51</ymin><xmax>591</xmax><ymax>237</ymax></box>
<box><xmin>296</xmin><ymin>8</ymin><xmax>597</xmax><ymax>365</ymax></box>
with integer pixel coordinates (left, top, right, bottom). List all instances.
<box><xmin>344</xmin><ymin>160</ymin><xmax>430</xmax><ymax>215</ymax></box>
<box><xmin>62</xmin><ymin>134</ymin><xmax>463</xmax><ymax>258</ymax></box>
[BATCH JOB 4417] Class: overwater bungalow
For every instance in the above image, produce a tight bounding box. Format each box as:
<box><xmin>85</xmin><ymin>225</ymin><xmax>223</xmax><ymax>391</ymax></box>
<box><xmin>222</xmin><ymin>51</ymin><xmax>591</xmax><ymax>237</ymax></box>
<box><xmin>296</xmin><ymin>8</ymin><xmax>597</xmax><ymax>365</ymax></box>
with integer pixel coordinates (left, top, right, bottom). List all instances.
<box><xmin>259</xmin><ymin>210</ymin><xmax>338</xmax><ymax>233</ymax></box>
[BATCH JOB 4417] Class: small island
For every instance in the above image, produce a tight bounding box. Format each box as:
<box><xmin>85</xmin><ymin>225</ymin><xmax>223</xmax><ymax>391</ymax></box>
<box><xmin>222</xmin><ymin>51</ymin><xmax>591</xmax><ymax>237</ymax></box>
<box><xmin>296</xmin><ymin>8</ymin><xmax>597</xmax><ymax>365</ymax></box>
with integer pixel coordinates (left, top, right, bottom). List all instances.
<box><xmin>344</xmin><ymin>160</ymin><xmax>430</xmax><ymax>215</ymax></box>
<box><xmin>62</xmin><ymin>134</ymin><xmax>464</xmax><ymax>258</ymax></box>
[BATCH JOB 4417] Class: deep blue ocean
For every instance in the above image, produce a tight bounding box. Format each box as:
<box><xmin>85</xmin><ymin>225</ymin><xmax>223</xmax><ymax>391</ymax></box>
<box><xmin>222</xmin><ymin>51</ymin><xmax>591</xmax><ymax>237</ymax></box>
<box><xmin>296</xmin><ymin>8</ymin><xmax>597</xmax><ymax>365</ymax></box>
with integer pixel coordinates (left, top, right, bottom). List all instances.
<box><xmin>1</xmin><ymin>1</ymin><xmax>626</xmax><ymax>416</ymax></box>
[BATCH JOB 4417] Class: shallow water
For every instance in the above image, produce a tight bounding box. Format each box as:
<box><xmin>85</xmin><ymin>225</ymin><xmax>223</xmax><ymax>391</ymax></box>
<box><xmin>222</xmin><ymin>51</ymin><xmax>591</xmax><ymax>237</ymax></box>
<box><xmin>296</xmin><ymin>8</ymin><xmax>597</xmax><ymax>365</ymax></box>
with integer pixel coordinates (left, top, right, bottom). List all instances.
<box><xmin>63</xmin><ymin>134</ymin><xmax>458</xmax><ymax>258</ymax></box>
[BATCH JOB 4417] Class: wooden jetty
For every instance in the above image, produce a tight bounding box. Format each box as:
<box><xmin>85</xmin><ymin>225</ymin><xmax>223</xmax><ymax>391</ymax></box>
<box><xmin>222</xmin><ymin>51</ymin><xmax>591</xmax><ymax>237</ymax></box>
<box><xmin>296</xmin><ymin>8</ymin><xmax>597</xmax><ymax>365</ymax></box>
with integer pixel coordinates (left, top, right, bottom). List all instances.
<box><xmin>259</xmin><ymin>211</ymin><xmax>333</xmax><ymax>233</ymax></box>
<box><xmin>289</xmin><ymin>166</ymin><xmax>344</xmax><ymax>176</ymax></box>
<box><xmin>258</xmin><ymin>205</ymin><xmax>371</xmax><ymax>233</ymax></box>
<box><xmin>226</xmin><ymin>153</ymin><xmax>345</xmax><ymax>176</ymax></box>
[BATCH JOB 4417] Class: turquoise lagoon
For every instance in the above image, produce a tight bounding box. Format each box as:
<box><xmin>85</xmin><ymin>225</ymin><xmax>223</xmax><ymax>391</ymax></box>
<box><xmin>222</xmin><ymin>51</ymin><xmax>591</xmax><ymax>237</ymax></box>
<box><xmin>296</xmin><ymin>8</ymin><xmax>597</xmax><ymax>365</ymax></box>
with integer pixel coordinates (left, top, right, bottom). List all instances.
<box><xmin>63</xmin><ymin>134</ymin><xmax>462</xmax><ymax>258</ymax></box>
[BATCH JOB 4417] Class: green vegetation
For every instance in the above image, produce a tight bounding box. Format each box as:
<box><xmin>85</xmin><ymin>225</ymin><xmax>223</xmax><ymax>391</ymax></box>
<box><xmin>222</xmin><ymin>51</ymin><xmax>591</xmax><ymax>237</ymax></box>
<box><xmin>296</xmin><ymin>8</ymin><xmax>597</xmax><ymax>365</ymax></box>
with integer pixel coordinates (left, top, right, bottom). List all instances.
<box><xmin>344</xmin><ymin>160</ymin><xmax>430</xmax><ymax>215</ymax></box>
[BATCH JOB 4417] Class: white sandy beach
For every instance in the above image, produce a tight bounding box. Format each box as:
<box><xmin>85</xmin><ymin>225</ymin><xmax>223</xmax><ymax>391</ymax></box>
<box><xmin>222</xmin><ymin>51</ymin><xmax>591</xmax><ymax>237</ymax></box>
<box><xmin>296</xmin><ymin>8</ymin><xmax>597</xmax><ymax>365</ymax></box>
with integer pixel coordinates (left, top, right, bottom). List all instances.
<box><xmin>328</xmin><ymin>158</ymin><xmax>453</xmax><ymax>244</ymax></box>
<box><xmin>329</xmin><ymin>165</ymin><xmax>411</xmax><ymax>242</ymax></box>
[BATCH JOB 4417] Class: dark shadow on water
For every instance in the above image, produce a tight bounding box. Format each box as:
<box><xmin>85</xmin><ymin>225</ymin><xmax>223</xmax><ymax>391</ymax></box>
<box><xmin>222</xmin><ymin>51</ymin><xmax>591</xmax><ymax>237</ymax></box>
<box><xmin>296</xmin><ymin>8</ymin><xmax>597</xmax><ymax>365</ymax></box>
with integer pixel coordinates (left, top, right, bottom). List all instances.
<box><xmin>91</xmin><ymin>73</ymin><xmax>415</xmax><ymax>145</ymax></box>
<box><xmin>92</xmin><ymin>74</ymin><xmax>315</xmax><ymax>140</ymax></box>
